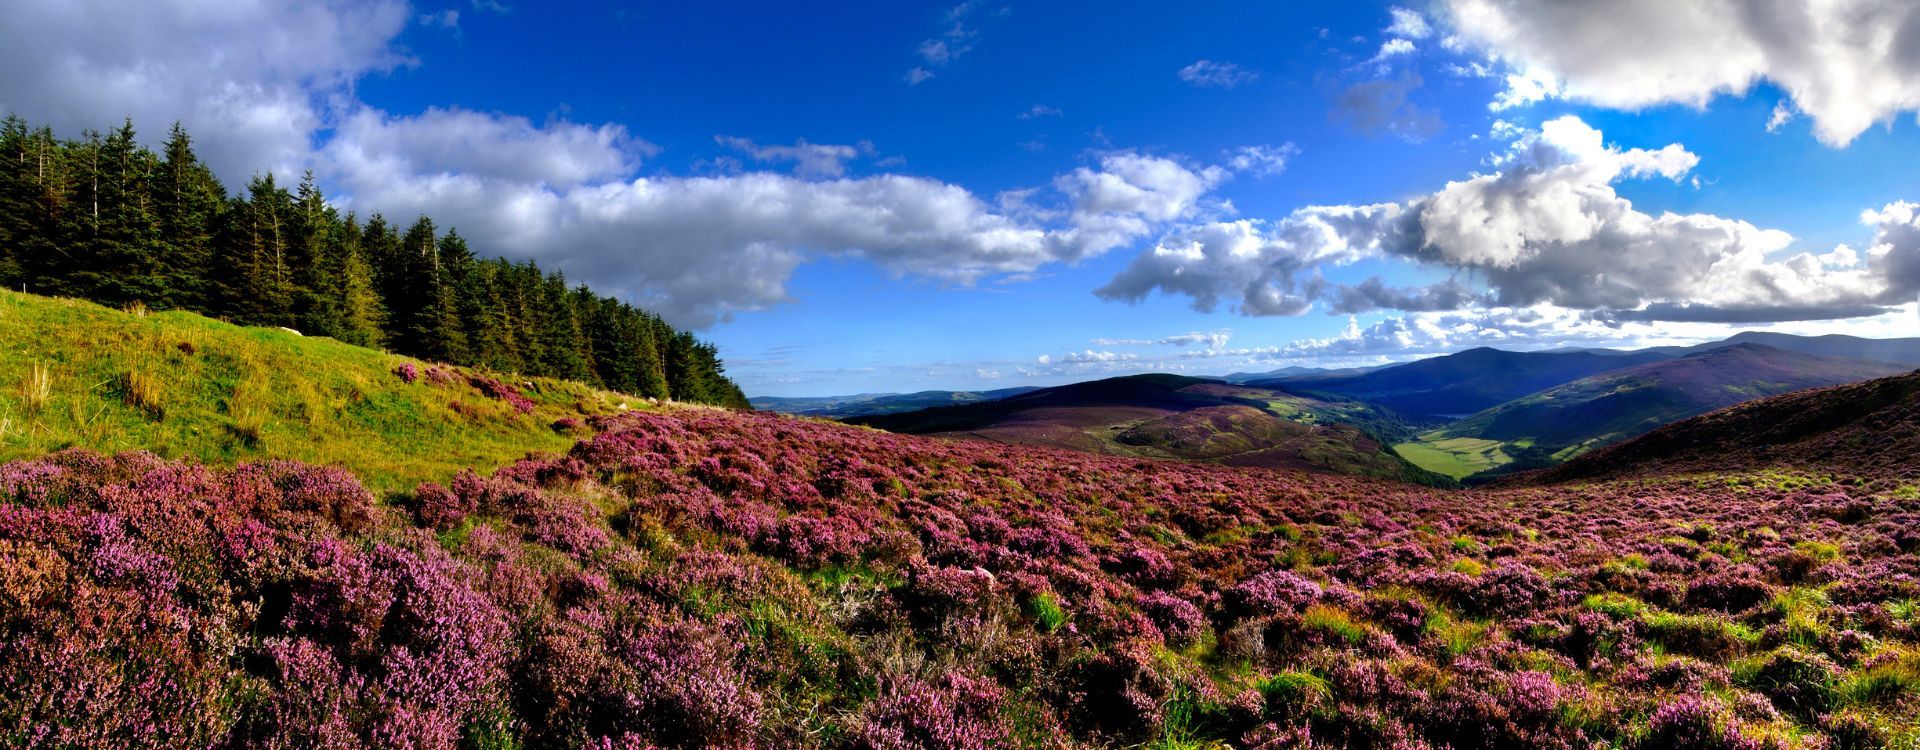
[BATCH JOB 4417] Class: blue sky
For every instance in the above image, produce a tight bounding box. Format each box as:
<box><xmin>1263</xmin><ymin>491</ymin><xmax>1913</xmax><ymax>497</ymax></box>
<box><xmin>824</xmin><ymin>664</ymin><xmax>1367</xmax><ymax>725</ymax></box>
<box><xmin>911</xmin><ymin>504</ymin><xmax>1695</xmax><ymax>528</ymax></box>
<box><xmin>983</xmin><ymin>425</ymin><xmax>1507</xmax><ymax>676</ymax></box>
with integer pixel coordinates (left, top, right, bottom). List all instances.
<box><xmin>5</xmin><ymin>1</ymin><xmax>1919</xmax><ymax>396</ymax></box>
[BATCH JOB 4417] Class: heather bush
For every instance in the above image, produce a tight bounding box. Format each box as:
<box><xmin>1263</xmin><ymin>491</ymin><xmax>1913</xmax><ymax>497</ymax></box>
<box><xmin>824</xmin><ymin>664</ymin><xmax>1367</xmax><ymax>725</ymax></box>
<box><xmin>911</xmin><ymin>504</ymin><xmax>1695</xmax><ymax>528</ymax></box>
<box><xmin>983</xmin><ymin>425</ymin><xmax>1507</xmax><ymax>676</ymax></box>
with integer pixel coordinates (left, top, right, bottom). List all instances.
<box><xmin>0</xmin><ymin>406</ymin><xmax>1913</xmax><ymax>747</ymax></box>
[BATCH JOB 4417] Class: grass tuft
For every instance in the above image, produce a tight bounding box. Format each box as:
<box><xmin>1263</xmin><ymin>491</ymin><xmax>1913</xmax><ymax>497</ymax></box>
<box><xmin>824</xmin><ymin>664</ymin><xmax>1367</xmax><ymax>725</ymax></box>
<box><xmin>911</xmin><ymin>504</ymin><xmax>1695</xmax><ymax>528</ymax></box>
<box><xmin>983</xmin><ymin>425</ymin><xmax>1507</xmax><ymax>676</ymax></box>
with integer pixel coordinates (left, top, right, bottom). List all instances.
<box><xmin>18</xmin><ymin>362</ymin><xmax>51</xmax><ymax>414</ymax></box>
<box><xmin>118</xmin><ymin>369</ymin><xmax>165</xmax><ymax>419</ymax></box>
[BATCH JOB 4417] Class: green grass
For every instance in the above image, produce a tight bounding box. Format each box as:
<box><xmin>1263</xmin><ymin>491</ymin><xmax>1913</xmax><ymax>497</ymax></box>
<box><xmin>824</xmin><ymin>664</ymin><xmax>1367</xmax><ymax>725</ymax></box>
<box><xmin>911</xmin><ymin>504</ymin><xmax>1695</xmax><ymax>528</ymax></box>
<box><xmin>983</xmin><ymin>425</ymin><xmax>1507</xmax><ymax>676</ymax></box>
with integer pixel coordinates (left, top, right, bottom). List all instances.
<box><xmin>1392</xmin><ymin>431</ymin><xmax>1514</xmax><ymax>479</ymax></box>
<box><xmin>0</xmin><ymin>290</ymin><xmax>649</xmax><ymax>494</ymax></box>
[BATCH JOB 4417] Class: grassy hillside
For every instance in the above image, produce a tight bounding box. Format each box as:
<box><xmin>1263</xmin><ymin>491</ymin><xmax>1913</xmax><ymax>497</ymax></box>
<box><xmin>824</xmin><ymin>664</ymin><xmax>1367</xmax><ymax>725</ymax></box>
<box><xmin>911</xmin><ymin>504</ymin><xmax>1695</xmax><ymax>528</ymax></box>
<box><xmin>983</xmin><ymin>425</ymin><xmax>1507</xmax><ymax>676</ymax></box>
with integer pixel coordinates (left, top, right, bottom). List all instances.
<box><xmin>1533</xmin><ymin>365</ymin><xmax>1920</xmax><ymax>483</ymax></box>
<box><xmin>851</xmin><ymin>374</ymin><xmax>1455</xmax><ymax>486</ymax></box>
<box><xmin>0</xmin><ymin>290</ymin><xmax>650</xmax><ymax>493</ymax></box>
<box><xmin>1397</xmin><ymin>345</ymin><xmax>1908</xmax><ymax>481</ymax></box>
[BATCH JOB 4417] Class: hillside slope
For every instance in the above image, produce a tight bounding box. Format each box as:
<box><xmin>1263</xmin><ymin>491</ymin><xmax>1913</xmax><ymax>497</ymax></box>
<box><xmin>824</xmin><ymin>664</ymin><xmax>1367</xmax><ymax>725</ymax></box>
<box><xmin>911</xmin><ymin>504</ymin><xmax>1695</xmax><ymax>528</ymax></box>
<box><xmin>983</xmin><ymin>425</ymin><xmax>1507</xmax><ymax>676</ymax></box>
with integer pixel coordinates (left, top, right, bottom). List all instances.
<box><xmin>1662</xmin><ymin>331</ymin><xmax>1920</xmax><ymax>364</ymax></box>
<box><xmin>750</xmin><ymin>386</ymin><xmax>1040</xmax><ymax>418</ymax></box>
<box><xmin>850</xmin><ymin>374</ymin><xmax>1452</xmax><ymax>485</ymax></box>
<box><xmin>1412</xmin><ymin>344</ymin><xmax>1910</xmax><ymax>480</ymax></box>
<box><xmin>2</xmin><ymin>402</ymin><xmax>1915</xmax><ymax>747</ymax></box>
<box><xmin>0</xmin><ymin>290</ymin><xmax>651</xmax><ymax>492</ymax></box>
<box><xmin>1533</xmin><ymin>366</ymin><xmax>1920</xmax><ymax>483</ymax></box>
<box><xmin>1258</xmin><ymin>347</ymin><xmax>1673</xmax><ymax>419</ymax></box>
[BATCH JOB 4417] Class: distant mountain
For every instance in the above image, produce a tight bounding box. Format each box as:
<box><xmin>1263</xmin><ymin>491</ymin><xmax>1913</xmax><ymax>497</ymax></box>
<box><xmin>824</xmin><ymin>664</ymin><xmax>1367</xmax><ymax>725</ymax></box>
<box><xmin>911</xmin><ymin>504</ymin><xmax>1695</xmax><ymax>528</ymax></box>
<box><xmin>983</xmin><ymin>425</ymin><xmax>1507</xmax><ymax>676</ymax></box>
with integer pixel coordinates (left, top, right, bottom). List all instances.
<box><xmin>1254</xmin><ymin>347</ymin><xmax>1675</xmax><ymax>419</ymax></box>
<box><xmin>1409</xmin><ymin>344</ymin><xmax>1911</xmax><ymax>481</ymax></box>
<box><xmin>848</xmin><ymin>374</ymin><xmax>1453</xmax><ymax>486</ymax></box>
<box><xmin>750</xmin><ymin>387</ymin><xmax>1041</xmax><ymax>419</ymax></box>
<box><xmin>1528</xmin><ymin>366</ymin><xmax>1920</xmax><ymax>484</ymax></box>
<box><xmin>1666</xmin><ymin>331</ymin><xmax>1920</xmax><ymax>364</ymax></box>
<box><xmin>1221</xmin><ymin>364</ymin><xmax>1383</xmax><ymax>384</ymax></box>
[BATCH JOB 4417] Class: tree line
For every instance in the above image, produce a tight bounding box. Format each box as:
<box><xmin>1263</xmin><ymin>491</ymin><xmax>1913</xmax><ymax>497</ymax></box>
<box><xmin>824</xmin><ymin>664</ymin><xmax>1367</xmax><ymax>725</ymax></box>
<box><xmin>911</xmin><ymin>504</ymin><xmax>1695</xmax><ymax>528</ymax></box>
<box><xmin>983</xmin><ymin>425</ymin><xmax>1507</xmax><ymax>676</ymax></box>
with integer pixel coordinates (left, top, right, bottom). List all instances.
<box><xmin>0</xmin><ymin>116</ymin><xmax>747</xmax><ymax>408</ymax></box>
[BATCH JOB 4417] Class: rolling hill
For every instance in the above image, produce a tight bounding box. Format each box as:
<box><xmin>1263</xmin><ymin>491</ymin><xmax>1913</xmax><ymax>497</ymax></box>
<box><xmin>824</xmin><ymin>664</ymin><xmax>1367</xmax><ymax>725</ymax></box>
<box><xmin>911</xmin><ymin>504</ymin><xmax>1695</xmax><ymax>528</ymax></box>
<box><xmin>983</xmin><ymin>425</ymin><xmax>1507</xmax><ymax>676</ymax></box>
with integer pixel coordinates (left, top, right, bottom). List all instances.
<box><xmin>1394</xmin><ymin>344</ymin><xmax>1909</xmax><ymax>480</ymax></box>
<box><xmin>0</xmin><ymin>290</ymin><xmax>653</xmax><ymax>493</ymax></box>
<box><xmin>1532</xmin><ymin>365</ymin><xmax>1920</xmax><ymax>483</ymax></box>
<box><xmin>848</xmin><ymin>374</ymin><xmax>1453</xmax><ymax>485</ymax></box>
<box><xmin>1254</xmin><ymin>347</ymin><xmax>1674</xmax><ymax>419</ymax></box>
<box><xmin>1657</xmin><ymin>330</ymin><xmax>1920</xmax><ymax>364</ymax></box>
<box><xmin>749</xmin><ymin>386</ymin><xmax>1040</xmax><ymax>418</ymax></box>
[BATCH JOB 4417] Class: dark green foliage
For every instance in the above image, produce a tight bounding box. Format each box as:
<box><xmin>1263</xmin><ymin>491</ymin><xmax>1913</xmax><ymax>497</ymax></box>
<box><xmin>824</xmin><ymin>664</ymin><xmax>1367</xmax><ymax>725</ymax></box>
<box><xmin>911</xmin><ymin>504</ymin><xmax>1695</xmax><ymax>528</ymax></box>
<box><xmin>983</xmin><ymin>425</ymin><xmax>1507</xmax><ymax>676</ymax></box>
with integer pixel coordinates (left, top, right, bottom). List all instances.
<box><xmin>0</xmin><ymin>116</ymin><xmax>745</xmax><ymax>408</ymax></box>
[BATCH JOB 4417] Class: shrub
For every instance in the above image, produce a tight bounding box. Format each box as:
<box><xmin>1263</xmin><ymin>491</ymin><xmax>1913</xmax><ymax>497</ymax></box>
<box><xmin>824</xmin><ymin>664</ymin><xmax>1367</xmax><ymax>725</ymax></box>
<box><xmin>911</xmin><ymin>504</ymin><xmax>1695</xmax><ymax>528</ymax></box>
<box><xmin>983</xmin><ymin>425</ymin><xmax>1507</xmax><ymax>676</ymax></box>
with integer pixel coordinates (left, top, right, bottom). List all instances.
<box><xmin>1735</xmin><ymin>646</ymin><xmax>1838</xmax><ymax>719</ymax></box>
<box><xmin>1635</xmin><ymin>696</ymin><xmax>1767</xmax><ymax>750</ymax></box>
<box><xmin>852</xmin><ymin>674</ymin><xmax>1008</xmax><ymax>750</ymax></box>
<box><xmin>1225</xmin><ymin>571</ymin><xmax>1323</xmax><ymax>618</ymax></box>
<box><xmin>1257</xmin><ymin>671</ymin><xmax>1330</xmax><ymax>719</ymax></box>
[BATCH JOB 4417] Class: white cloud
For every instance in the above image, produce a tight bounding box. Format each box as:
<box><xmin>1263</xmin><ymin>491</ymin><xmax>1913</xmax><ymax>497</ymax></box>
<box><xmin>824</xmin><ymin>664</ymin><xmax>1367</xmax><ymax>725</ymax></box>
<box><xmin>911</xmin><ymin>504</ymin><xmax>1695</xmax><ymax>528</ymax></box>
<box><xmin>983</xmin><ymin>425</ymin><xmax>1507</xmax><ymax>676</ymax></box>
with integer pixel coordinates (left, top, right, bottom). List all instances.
<box><xmin>1767</xmin><ymin>101</ymin><xmax>1796</xmax><ymax>134</ymax></box>
<box><xmin>1375</xmin><ymin>38</ymin><xmax>1417</xmax><ymax>59</ymax></box>
<box><xmin>1056</xmin><ymin>350</ymin><xmax>1140</xmax><ymax>364</ymax></box>
<box><xmin>1225</xmin><ymin>143</ymin><xmax>1298</xmax><ymax>177</ymax></box>
<box><xmin>1177</xmin><ymin>60</ymin><xmax>1259</xmax><ymax>89</ymax></box>
<box><xmin>1017</xmin><ymin>104</ymin><xmax>1063</xmax><ymax>119</ymax></box>
<box><xmin>905</xmin><ymin>67</ymin><xmax>936</xmax><ymax>85</ymax></box>
<box><xmin>327</xmin><ymin>108</ymin><xmax>647</xmax><ymax>187</ymax></box>
<box><xmin>324</xmin><ymin>114</ymin><xmax>1250</xmax><ymax>327</ymax></box>
<box><xmin>0</xmin><ymin>0</ymin><xmax>411</xmax><ymax>183</ymax></box>
<box><xmin>715</xmin><ymin>136</ymin><xmax>873</xmax><ymax>179</ymax></box>
<box><xmin>1090</xmin><ymin>331</ymin><xmax>1232</xmax><ymax>349</ymax></box>
<box><xmin>1442</xmin><ymin>0</ymin><xmax>1920</xmax><ymax>146</ymax></box>
<box><xmin>1386</xmin><ymin>6</ymin><xmax>1433</xmax><ymax>39</ymax></box>
<box><xmin>1049</xmin><ymin>152</ymin><xmax>1232</xmax><ymax>259</ymax></box>
<box><xmin>1099</xmin><ymin>116</ymin><xmax>1919</xmax><ymax>322</ymax></box>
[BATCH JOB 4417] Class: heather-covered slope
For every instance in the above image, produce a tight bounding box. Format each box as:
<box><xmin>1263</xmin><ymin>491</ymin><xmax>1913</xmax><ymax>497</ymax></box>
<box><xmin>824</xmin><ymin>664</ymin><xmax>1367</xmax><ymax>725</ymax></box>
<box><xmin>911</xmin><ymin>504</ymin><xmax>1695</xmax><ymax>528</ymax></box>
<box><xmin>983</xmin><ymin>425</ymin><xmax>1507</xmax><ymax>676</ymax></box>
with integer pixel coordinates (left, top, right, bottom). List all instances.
<box><xmin>1257</xmin><ymin>347</ymin><xmax>1674</xmax><ymax>420</ymax></box>
<box><xmin>849</xmin><ymin>374</ymin><xmax>1450</xmax><ymax>486</ymax></box>
<box><xmin>1535</xmin><ymin>367</ymin><xmax>1920</xmax><ymax>484</ymax></box>
<box><xmin>3</xmin><ymin>407</ymin><xmax>1917</xmax><ymax>748</ymax></box>
<box><xmin>1408</xmin><ymin>345</ymin><xmax>1910</xmax><ymax>481</ymax></box>
<box><xmin>0</xmin><ymin>290</ymin><xmax>649</xmax><ymax>492</ymax></box>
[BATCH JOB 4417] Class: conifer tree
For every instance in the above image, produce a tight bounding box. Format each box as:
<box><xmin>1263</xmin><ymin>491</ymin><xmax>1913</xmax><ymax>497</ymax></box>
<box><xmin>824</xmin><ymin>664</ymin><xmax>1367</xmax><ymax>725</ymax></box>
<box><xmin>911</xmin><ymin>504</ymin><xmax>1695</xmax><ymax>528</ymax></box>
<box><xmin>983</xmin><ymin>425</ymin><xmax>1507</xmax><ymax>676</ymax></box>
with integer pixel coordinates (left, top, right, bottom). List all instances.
<box><xmin>151</xmin><ymin>123</ymin><xmax>221</xmax><ymax>309</ymax></box>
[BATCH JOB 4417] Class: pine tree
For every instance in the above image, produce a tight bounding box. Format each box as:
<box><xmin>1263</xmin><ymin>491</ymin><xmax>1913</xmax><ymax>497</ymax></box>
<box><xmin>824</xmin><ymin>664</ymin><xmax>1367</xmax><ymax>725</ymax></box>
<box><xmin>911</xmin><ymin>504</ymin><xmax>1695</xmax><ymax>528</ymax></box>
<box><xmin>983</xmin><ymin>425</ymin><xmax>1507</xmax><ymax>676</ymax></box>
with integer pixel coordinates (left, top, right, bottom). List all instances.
<box><xmin>214</xmin><ymin>175</ymin><xmax>297</xmax><ymax>325</ymax></box>
<box><xmin>419</xmin><ymin>229</ymin><xmax>472</xmax><ymax>363</ymax></box>
<box><xmin>89</xmin><ymin>119</ymin><xmax>164</xmax><ymax>306</ymax></box>
<box><xmin>151</xmin><ymin>123</ymin><xmax>222</xmax><ymax>309</ymax></box>
<box><xmin>329</xmin><ymin>213</ymin><xmax>387</xmax><ymax>348</ymax></box>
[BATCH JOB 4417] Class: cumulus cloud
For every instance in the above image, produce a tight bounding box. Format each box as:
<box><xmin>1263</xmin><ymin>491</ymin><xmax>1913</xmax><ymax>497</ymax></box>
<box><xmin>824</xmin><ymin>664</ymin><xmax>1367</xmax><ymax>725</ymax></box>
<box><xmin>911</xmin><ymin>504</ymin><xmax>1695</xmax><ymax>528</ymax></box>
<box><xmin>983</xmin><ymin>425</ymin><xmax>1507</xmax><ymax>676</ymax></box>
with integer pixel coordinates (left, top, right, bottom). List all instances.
<box><xmin>1441</xmin><ymin>0</ymin><xmax>1920</xmax><ymax>146</ymax></box>
<box><xmin>1177</xmin><ymin>60</ymin><xmax>1259</xmax><ymax>88</ymax></box>
<box><xmin>0</xmin><ymin>0</ymin><xmax>410</xmax><ymax>182</ymax></box>
<box><xmin>1018</xmin><ymin>104</ymin><xmax>1063</xmax><ymax>119</ymax></box>
<box><xmin>323</xmin><ymin>112</ymin><xmax>1252</xmax><ymax>327</ymax></box>
<box><xmin>1100</xmin><ymin>116</ymin><xmax>1920</xmax><ymax>322</ymax></box>
<box><xmin>1049</xmin><ymin>152</ymin><xmax>1231</xmax><ymax>259</ymax></box>
<box><xmin>1096</xmin><ymin>208</ymin><xmax>1410</xmax><ymax>316</ymax></box>
<box><xmin>1282</xmin><ymin>306</ymin><xmax>1645</xmax><ymax>358</ymax></box>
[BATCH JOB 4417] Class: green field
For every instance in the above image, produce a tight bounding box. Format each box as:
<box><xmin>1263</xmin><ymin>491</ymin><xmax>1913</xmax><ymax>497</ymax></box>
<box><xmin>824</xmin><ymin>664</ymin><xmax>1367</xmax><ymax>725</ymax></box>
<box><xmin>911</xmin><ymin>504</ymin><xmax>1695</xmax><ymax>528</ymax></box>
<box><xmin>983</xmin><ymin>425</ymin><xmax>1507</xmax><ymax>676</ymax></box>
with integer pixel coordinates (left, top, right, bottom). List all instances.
<box><xmin>0</xmin><ymin>291</ymin><xmax>650</xmax><ymax>493</ymax></box>
<box><xmin>1391</xmin><ymin>432</ymin><xmax>1514</xmax><ymax>479</ymax></box>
